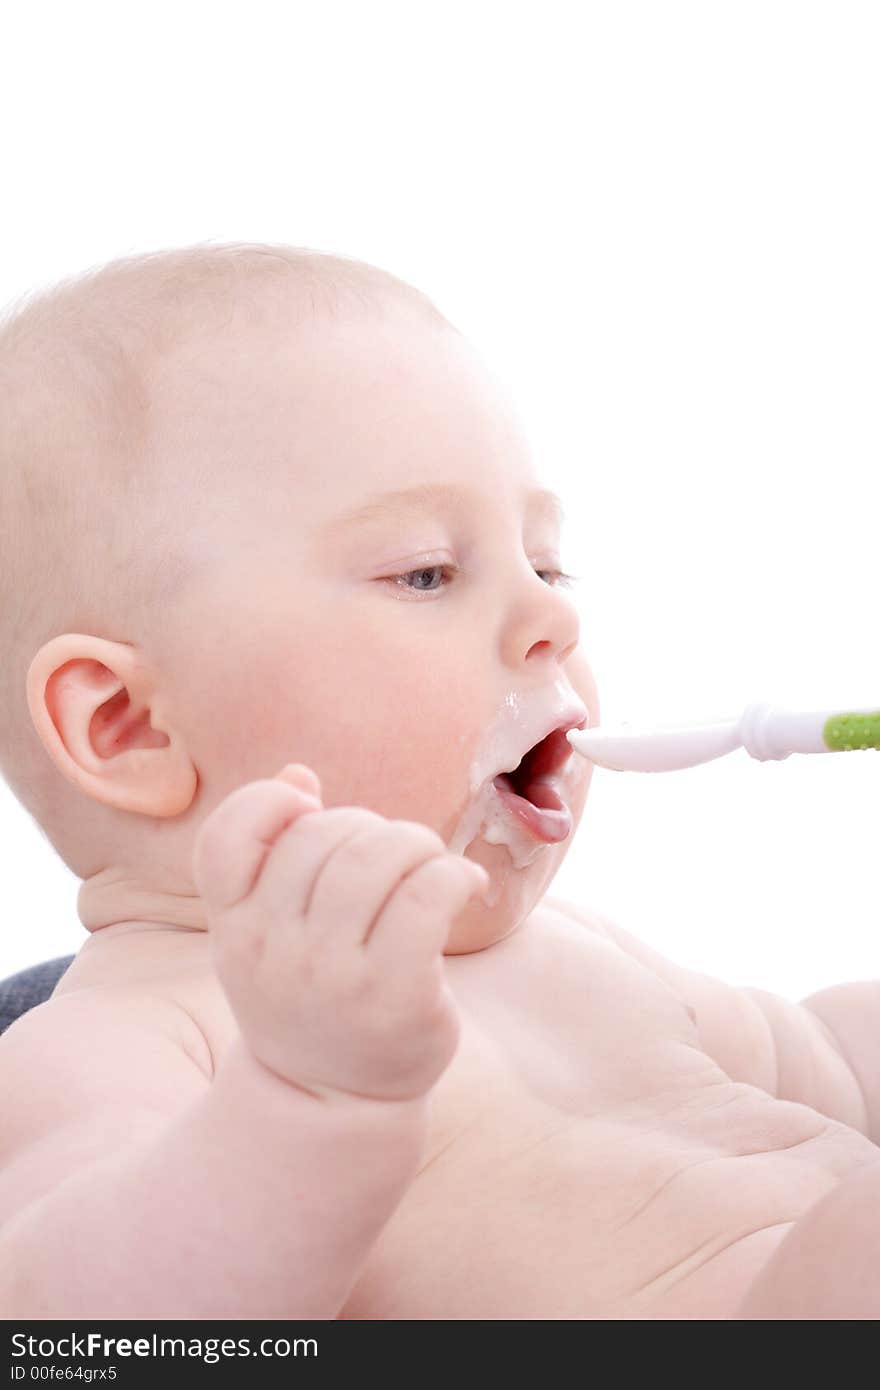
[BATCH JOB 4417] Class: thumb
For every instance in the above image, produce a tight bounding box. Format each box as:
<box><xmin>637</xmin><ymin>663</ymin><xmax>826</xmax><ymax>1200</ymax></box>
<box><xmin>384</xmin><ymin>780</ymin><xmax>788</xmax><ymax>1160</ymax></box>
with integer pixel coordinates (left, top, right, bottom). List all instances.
<box><xmin>193</xmin><ymin>771</ymin><xmax>323</xmax><ymax>914</ymax></box>
<box><xmin>275</xmin><ymin>763</ymin><xmax>323</xmax><ymax>801</ymax></box>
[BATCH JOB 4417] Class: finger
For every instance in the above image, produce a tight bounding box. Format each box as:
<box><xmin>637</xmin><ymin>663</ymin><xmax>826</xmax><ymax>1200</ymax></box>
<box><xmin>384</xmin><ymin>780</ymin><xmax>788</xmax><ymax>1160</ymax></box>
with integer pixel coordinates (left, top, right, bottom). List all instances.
<box><xmin>367</xmin><ymin>855</ymin><xmax>488</xmax><ymax>972</ymax></box>
<box><xmin>251</xmin><ymin>804</ymin><xmax>386</xmax><ymax>931</ymax></box>
<box><xmin>192</xmin><ymin>778</ymin><xmax>323</xmax><ymax>913</ymax></box>
<box><xmin>304</xmin><ymin>819</ymin><xmax>452</xmax><ymax>950</ymax></box>
<box><xmin>275</xmin><ymin>763</ymin><xmax>322</xmax><ymax>799</ymax></box>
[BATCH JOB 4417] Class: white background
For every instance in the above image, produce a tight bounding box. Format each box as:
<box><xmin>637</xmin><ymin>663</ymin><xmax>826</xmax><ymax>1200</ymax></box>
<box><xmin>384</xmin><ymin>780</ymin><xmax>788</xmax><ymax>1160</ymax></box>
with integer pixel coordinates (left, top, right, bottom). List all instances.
<box><xmin>1</xmin><ymin>1</ymin><xmax>878</xmax><ymax>998</ymax></box>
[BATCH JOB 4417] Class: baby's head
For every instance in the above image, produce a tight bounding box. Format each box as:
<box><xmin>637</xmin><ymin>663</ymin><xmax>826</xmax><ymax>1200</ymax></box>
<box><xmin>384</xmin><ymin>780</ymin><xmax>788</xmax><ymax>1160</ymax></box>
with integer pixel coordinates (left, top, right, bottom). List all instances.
<box><xmin>0</xmin><ymin>242</ymin><xmax>598</xmax><ymax>953</ymax></box>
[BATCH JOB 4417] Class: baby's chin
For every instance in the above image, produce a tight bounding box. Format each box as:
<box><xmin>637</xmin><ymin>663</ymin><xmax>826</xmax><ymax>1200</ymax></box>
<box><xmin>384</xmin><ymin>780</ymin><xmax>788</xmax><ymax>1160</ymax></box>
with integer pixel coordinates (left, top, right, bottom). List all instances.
<box><xmin>443</xmin><ymin>840</ymin><xmax>559</xmax><ymax>954</ymax></box>
<box><xmin>440</xmin><ymin>771</ymin><xmax>588</xmax><ymax>953</ymax></box>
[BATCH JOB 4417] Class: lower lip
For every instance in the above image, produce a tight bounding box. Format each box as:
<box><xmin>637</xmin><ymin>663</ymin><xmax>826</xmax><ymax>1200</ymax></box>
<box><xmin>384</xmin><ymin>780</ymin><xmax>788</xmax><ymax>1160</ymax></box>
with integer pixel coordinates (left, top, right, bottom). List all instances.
<box><xmin>491</xmin><ymin>773</ymin><xmax>573</xmax><ymax>843</ymax></box>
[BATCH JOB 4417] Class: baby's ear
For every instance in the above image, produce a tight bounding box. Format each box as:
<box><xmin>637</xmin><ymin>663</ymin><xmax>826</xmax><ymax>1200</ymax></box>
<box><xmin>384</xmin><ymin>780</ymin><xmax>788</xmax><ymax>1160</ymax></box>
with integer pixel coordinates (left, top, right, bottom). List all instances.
<box><xmin>274</xmin><ymin>763</ymin><xmax>322</xmax><ymax>800</ymax></box>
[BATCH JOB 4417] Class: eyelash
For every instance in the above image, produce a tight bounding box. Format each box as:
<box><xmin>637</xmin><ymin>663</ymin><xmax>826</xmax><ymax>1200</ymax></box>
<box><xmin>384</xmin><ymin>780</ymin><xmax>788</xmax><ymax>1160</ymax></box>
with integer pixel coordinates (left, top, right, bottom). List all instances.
<box><xmin>386</xmin><ymin>564</ymin><xmax>580</xmax><ymax>598</ymax></box>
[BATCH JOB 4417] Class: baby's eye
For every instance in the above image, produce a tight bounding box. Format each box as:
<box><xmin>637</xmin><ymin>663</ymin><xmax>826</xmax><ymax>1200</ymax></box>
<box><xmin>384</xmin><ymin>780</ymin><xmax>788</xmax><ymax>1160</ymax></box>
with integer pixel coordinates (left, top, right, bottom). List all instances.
<box><xmin>391</xmin><ymin>564</ymin><xmax>452</xmax><ymax>595</ymax></box>
<box><xmin>387</xmin><ymin>565</ymin><xmax>579</xmax><ymax>597</ymax></box>
<box><xmin>536</xmin><ymin>570</ymin><xmax>579</xmax><ymax>590</ymax></box>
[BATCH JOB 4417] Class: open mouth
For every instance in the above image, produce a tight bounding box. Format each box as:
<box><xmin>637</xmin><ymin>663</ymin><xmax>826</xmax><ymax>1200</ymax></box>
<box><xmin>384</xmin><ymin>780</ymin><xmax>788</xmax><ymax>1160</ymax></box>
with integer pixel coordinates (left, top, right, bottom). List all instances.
<box><xmin>491</xmin><ymin>725</ymin><xmax>579</xmax><ymax>843</ymax></box>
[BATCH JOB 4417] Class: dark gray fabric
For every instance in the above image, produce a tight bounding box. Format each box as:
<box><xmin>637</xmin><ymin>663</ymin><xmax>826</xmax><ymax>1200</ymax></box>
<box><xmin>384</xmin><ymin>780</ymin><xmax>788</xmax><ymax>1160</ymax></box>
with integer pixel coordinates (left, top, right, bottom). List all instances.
<box><xmin>0</xmin><ymin>955</ymin><xmax>75</xmax><ymax>1036</ymax></box>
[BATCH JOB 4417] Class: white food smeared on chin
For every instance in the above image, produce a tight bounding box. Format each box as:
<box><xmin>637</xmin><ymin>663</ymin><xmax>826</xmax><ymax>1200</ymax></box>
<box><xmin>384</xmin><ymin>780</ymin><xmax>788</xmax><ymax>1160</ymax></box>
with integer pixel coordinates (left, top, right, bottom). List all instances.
<box><xmin>445</xmin><ymin>683</ymin><xmax>588</xmax><ymax>906</ymax></box>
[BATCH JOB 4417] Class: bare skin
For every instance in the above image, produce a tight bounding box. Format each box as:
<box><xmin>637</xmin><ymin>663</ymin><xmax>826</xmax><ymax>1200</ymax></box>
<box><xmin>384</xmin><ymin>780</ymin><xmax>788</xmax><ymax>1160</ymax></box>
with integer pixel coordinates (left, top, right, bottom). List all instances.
<box><xmin>3</xmin><ymin>292</ymin><xmax>879</xmax><ymax>1318</ymax></box>
<box><xmin>41</xmin><ymin>888</ymin><xmax>880</xmax><ymax>1320</ymax></box>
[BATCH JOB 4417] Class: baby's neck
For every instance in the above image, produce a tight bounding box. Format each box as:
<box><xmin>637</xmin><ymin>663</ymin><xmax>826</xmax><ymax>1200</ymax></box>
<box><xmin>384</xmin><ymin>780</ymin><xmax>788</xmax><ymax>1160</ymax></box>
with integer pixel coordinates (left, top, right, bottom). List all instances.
<box><xmin>77</xmin><ymin>865</ymin><xmax>208</xmax><ymax>937</ymax></box>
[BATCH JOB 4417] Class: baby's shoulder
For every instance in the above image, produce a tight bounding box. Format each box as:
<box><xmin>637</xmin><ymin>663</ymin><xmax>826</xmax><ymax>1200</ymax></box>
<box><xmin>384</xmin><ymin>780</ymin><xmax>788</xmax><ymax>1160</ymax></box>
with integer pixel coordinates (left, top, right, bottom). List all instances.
<box><xmin>46</xmin><ymin>927</ymin><xmax>219</xmax><ymax>1080</ymax></box>
<box><xmin>0</xmin><ymin>936</ymin><xmax>217</xmax><ymax>1226</ymax></box>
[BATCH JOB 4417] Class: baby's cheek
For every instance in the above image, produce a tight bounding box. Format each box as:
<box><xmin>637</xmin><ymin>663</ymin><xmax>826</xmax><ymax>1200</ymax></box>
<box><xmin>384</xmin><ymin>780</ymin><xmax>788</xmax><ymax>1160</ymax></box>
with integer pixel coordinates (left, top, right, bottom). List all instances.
<box><xmin>353</xmin><ymin>727</ymin><xmax>472</xmax><ymax>831</ymax></box>
<box><xmin>292</xmin><ymin>677</ymin><xmax>475</xmax><ymax>832</ymax></box>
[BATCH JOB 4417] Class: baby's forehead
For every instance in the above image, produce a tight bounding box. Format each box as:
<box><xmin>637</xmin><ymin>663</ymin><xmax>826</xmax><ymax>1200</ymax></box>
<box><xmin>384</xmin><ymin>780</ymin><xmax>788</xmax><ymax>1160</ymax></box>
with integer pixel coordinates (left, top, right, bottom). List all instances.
<box><xmin>6</xmin><ymin>257</ymin><xmax>530</xmax><ymax>555</ymax></box>
<box><xmin>152</xmin><ymin>307</ymin><xmax>521</xmax><ymax>491</ymax></box>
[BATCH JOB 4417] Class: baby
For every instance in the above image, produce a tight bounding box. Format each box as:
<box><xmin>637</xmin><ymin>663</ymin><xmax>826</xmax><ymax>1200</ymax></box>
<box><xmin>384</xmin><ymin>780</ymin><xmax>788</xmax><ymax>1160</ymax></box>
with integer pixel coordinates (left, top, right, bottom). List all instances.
<box><xmin>1</xmin><ymin>242</ymin><xmax>878</xmax><ymax>1320</ymax></box>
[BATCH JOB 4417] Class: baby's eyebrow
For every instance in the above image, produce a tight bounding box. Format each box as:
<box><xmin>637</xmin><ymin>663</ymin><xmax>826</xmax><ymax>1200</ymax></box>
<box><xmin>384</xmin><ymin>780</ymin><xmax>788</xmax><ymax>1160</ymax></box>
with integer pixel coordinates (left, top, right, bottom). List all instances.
<box><xmin>321</xmin><ymin>483</ymin><xmax>565</xmax><ymax>534</ymax></box>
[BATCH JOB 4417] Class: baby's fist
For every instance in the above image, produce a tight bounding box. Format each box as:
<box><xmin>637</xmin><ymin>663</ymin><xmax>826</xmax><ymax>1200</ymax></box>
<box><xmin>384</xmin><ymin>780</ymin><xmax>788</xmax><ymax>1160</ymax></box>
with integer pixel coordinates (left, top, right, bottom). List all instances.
<box><xmin>192</xmin><ymin>766</ymin><xmax>488</xmax><ymax>1102</ymax></box>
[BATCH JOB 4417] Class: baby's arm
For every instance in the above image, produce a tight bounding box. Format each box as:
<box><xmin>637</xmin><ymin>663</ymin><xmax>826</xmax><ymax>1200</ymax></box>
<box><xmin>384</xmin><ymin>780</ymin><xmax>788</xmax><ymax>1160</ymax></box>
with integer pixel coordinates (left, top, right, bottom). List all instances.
<box><xmin>0</xmin><ymin>766</ymin><xmax>487</xmax><ymax>1319</ymax></box>
<box><xmin>0</xmin><ymin>988</ymin><xmax>428</xmax><ymax>1319</ymax></box>
<box><xmin>548</xmin><ymin>895</ymin><xmax>874</xmax><ymax>1142</ymax></box>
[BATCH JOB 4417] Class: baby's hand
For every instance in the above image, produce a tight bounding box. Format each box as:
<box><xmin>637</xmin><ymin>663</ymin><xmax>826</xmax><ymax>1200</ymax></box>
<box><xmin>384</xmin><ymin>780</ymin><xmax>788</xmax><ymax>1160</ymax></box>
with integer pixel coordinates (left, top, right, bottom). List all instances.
<box><xmin>191</xmin><ymin>765</ymin><xmax>488</xmax><ymax>1102</ymax></box>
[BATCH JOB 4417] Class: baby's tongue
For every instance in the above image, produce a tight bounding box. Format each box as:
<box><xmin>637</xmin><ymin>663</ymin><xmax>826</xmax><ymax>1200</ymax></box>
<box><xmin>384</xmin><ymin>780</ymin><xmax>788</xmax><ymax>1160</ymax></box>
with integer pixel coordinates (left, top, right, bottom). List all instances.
<box><xmin>492</xmin><ymin>773</ymin><xmax>572</xmax><ymax>844</ymax></box>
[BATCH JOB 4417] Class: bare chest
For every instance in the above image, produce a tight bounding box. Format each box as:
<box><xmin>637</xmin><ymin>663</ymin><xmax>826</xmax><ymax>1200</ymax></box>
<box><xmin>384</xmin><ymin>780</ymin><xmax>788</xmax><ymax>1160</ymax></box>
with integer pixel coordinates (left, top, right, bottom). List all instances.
<box><xmin>124</xmin><ymin>907</ymin><xmax>877</xmax><ymax>1320</ymax></box>
<box><xmin>332</xmin><ymin>910</ymin><xmax>878</xmax><ymax>1319</ymax></box>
